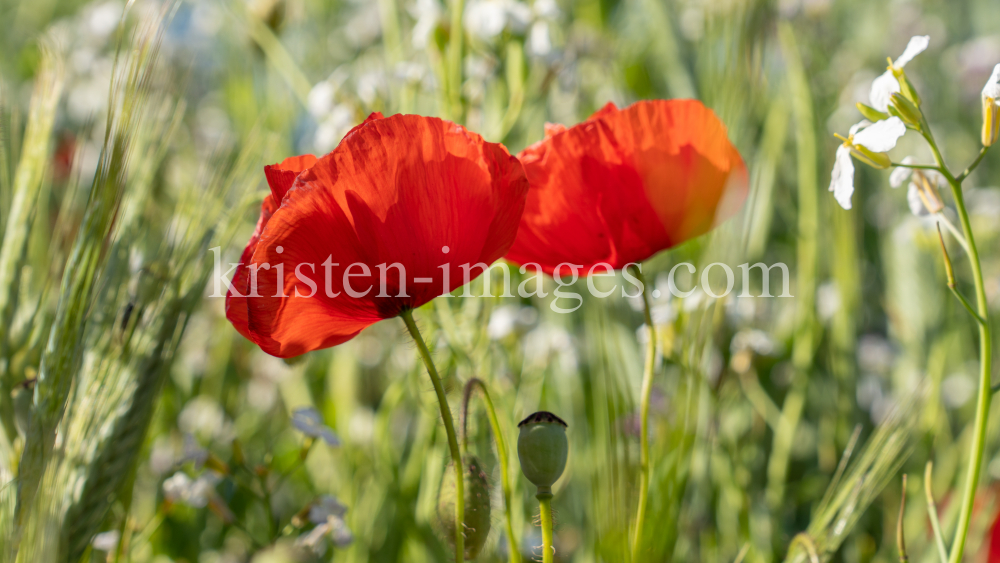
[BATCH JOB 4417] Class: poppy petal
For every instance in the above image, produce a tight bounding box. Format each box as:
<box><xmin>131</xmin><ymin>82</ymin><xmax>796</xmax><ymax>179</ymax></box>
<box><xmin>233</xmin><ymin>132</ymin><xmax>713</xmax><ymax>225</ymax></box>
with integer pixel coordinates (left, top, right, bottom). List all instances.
<box><xmin>239</xmin><ymin>114</ymin><xmax>527</xmax><ymax>357</ymax></box>
<box><xmin>505</xmin><ymin>99</ymin><xmax>747</xmax><ymax>274</ymax></box>
<box><xmin>264</xmin><ymin>154</ymin><xmax>318</xmax><ymax>202</ymax></box>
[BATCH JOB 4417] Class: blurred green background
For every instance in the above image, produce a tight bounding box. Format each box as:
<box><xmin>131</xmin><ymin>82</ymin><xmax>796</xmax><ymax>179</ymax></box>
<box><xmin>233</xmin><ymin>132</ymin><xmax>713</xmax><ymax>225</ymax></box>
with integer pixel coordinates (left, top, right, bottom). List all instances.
<box><xmin>2</xmin><ymin>0</ymin><xmax>1000</xmax><ymax>562</ymax></box>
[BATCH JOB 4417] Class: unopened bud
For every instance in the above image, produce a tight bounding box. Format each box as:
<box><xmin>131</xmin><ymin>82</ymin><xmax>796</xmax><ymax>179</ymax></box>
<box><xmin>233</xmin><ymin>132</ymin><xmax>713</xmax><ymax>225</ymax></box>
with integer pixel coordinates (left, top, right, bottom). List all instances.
<box><xmin>857</xmin><ymin>102</ymin><xmax>889</xmax><ymax>123</ymax></box>
<box><xmin>912</xmin><ymin>171</ymin><xmax>944</xmax><ymax>214</ymax></box>
<box><xmin>982</xmin><ymin>64</ymin><xmax>1000</xmax><ymax>147</ymax></box>
<box><xmin>895</xmin><ymin>72</ymin><xmax>921</xmax><ymax>107</ymax></box>
<box><xmin>890</xmin><ymin>93</ymin><xmax>922</xmax><ymax>128</ymax></box>
<box><xmin>517</xmin><ymin>411</ymin><xmax>568</xmax><ymax>495</ymax></box>
<box><xmin>983</xmin><ymin>99</ymin><xmax>999</xmax><ymax>147</ymax></box>
<box><xmin>437</xmin><ymin>455</ymin><xmax>492</xmax><ymax>560</ymax></box>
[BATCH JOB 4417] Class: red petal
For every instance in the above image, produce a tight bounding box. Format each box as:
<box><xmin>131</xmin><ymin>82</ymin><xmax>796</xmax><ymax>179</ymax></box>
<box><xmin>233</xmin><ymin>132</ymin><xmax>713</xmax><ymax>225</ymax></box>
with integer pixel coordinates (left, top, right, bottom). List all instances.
<box><xmin>505</xmin><ymin>99</ymin><xmax>747</xmax><ymax>274</ymax></box>
<box><xmin>238</xmin><ymin>114</ymin><xmax>527</xmax><ymax>357</ymax></box>
<box><xmin>264</xmin><ymin>154</ymin><xmax>318</xmax><ymax>202</ymax></box>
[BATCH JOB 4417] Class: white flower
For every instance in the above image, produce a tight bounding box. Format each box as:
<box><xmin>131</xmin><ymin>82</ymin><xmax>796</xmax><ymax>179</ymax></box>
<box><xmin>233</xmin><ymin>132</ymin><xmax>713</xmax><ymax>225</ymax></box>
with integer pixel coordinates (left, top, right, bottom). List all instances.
<box><xmin>315</xmin><ymin>106</ymin><xmax>356</xmax><ymax>154</ymax></box>
<box><xmin>91</xmin><ymin>530</ymin><xmax>120</xmax><ymax>552</ymax></box>
<box><xmin>982</xmin><ymin>64</ymin><xmax>1000</xmax><ymax>146</ymax></box>
<box><xmin>852</xmin><ymin>117</ymin><xmax>907</xmax><ymax>151</ymax></box>
<box><xmin>890</xmin><ymin>156</ymin><xmax>946</xmax><ymax>216</ymax></box>
<box><xmin>527</xmin><ymin>21</ymin><xmax>552</xmax><ymax>57</ymax></box>
<box><xmin>411</xmin><ymin>0</ymin><xmax>443</xmax><ymax>49</ymax></box>
<box><xmin>983</xmin><ymin>63</ymin><xmax>1000</xmax><ymax>99</ymax></box>
<box><xmin>829</xmin><ymin>118</ymin><xmax>907</xmax><ymax>210</ymax></box>
<box><xmin>291</xmin><ymin>407</ymin><xmax>341</xmax><ymax>446</ymax></box>
<box><xmin>533</xmin><ymin>0</ymin><xmax>561</xmax><ymax>19</ymax></box>
<box><xmin>869</xmin><ymin>35</ymin><xmax>930</xmax><ymax>112</ymax></box>
<box><xmin>163</xmin><ymin>472</ymin><xmax>221</xmax><ymax>508</ymax></box>
<box><xmin>906</xmin><ymin>184</ymin><xmax>931</xmax><ymax>216</ymax></box>
<box><xmin>465</xmin><ymin>0</ymin><xmax>509</xmax><ymax>39</ymax></box>
<box><xmin>308</xmin><ymin>81</ymin><xmax>337</xmax><ymax>119</ymax></box>
<box><xmin>831</xmin><ymin>144</ymin><xmax>857</xmax><ymax>210</ymax></box>
<box><xmin>889</xmin><ymin>155</ymin><xmax>916</xmax><ymax>187</ymax></box>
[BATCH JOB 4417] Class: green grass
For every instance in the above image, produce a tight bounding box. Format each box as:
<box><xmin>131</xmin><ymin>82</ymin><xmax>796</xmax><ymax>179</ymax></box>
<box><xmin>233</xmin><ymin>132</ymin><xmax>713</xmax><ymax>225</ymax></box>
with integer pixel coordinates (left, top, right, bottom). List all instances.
<box><xmin>2</xmin><ymin>0</ymin><xmax>1000</xmax><ymax>562</ymax></box>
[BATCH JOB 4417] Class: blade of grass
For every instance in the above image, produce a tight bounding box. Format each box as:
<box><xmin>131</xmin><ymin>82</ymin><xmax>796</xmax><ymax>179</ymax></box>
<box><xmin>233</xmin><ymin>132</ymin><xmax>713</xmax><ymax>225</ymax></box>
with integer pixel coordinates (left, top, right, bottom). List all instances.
<box><xmin>0</xmin><ymin>40</ymin><xmax>64</xmax><ymax>445</ymax></box>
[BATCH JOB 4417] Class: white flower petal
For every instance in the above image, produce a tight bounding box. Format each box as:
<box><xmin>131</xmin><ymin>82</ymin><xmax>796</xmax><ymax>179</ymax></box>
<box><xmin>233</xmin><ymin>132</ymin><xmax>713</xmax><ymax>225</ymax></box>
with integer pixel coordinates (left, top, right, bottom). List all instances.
<box><xmin>849</xmin><ymin>119</ymin><xmax>872</xmax><ymax>136</ymax></box>
<box><xmin>830</xmin><ymin>145</ymin><xmax>856</xmax><ymax>210</ymax></box>
<box><xmin>983</xmin><ymin>63</ymin><xmax>1000</xmax><ymax>100</ymax></box>
<box><xmin>869</xmin><ymin>71</ymin><xmax>899</xmax><ymax>112</ymax></box>
<box><xmin>889</xmin><ymin>156</ymin><xmax>915</xmax><ymax>188</ymax></box>
<box><xmin>907</xmin><ymin>183</ymin><xmax>930</xmax><ymax>216</ymax></box>
<box><xmin>852</xmin><ymin>116</ymin><xmax>906</xmax><ymax>152</ymax></box>
<box><xmin>895</xmin><ymin>35</ymin><xmax>930</xmax><ymax>67</ymax></box>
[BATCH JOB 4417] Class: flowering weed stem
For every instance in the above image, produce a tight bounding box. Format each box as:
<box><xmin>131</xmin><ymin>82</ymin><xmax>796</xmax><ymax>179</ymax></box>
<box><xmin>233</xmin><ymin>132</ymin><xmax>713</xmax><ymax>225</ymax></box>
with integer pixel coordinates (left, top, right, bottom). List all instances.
<box><xmin>629</xmin><ymin>264</ymin><xmax>656</xmax><ymax>560</ymax></box>
<box><xmin>919</xmin><ymin>120</ymin><xmax>993</xmax><ymax>563</ymax></box>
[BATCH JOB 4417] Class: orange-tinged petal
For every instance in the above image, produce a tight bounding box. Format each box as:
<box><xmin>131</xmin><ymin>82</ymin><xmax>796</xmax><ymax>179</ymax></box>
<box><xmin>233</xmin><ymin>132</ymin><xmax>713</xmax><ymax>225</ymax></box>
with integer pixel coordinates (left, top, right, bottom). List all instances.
<box><xmin>505</xmin><ymin>99</ymin><xmax>748</xmax><ymax>275</ymax></box>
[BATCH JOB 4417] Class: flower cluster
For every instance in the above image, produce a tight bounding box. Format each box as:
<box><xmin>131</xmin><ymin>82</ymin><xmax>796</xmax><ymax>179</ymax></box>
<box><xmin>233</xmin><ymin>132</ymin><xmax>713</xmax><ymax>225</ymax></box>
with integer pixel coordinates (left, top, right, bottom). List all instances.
<box><xmin>829</xmin><ymin>36</ymin><xmax>999</xmax><ymax>213</ymax></box>
<box><xmin>225</xmin><ymin>100</ymin><xmax>748</xmax><ymax>358</ymax></box>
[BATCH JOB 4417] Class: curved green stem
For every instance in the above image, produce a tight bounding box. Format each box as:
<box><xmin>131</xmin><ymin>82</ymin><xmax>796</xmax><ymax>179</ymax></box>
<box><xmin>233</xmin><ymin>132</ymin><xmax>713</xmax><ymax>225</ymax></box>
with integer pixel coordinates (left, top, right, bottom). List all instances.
<box><xmin>920</xmin><ymin>122</ymin><xmax>993</xmax><ymax>563</ymax></box>
<box><xmin>924</xmin><ymin>461</ymin><xmax>949</xmax><ymax>563</ymax></box>
<box><xmin>957</xmin><ymin>145</ymin><xmax>990</xmax><ymax>183</ymax></box>
<box><xmin>402</xmin><ymin>309</ymin><xmax>464</xmax><ymax>561</ymax></box>
<box><xmin>889</xmin><ymin>162</ymin><xmax>941</xmax><ymax>171</ymax></box>
<box><xmin>461</xmin><ymin>378</ymin><xmax>520</xmax><ymax>563</ymax></box>
<box><xmin>537</xmin><ymin>490</ymin><xmax>554</xmax><ymax>563</ymax></box>
<box><xmin>629</xmin><ymin>264</ymin><xmax>656</xmax><ymax>560</ymax></box>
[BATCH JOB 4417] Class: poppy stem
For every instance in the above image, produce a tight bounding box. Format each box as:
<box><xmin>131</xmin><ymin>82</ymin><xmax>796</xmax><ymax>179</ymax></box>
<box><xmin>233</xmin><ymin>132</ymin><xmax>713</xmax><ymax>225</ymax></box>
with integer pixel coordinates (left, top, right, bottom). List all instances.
<box><xmin>462</xmin><ymin>378</ymin><xmax>521</xmax><ymax>563</ymax></box>
<box><xmin>629</xmin><ymin>264</ymin><xmax>656</xmax><ymax>560</ymax></box>
<box><xmin>537</xmin><ymin>491</ymin><xmax>555</xmax><ymax>563</ymax></box>
<box><xmin>401</xmin><ymin>308</ymin><xmax>465</xmax><ymax>562</ymax></box>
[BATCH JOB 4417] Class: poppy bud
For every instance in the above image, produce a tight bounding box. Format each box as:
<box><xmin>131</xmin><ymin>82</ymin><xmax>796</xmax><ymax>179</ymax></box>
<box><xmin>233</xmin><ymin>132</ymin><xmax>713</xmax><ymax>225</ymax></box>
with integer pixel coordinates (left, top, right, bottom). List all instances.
<box><xmin>517</xmin><ymin>411</ymin><xmax>568</xmax><ymax>495</ymax></box>
<box><xmin>856</xmin><ymin>102</ymin><xmax>889</xmax><ymax>123</ymax></box>
<box><xmin>890</xmin><ymin>93</ymin><xmax>922</xmax><ymax>128</ymax></box>
<box><xmin>437</xmin><ymin>455</ymin><xmax>492</xmax><ymax>560</ymax></box>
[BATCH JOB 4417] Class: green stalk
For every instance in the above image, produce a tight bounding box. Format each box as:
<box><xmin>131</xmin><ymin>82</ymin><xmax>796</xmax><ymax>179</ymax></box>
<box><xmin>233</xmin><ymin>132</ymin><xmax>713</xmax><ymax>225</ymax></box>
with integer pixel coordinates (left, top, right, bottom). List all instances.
<box><xmin>401</xmin><ymin>309</ymin><xmax>464</xmax><ymax>561</ymax></box>
<box><xmin>461</xmin><ymin>378</ymin><xmax>520</xmax><ymax>563</ymax></box>
<box><xmin>919</xmin><ymin>124</ymin><xmax>992</xmax><ymax>563</ymax></box>
<box><xmin>629</xmin><ymin>264</ymin><xmax>655</xmax><ymax>560</ymax></box>
<box><xmin>0</xmin><ymin>46</ymin><xmax>63</xmax><ymax>444</ymax></box>
<box><xmin>446</xmin><ymin>0</ymin><xmax>465</xmax><ymax>121</ymax></box>
<box><xmin>941</xmin><ymin>178</ymin><xmax>991</xmax><ymax>563</ymax></box>
<box><xmin>537</xmin><ymin>491</ymin><xmax>554</xmax><ymax>563</ymax></box>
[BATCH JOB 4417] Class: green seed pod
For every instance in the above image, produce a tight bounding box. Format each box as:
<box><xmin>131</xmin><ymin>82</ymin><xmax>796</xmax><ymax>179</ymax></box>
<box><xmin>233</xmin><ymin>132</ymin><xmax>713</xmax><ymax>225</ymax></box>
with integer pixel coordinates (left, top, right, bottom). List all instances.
<box><xmin>517</xmin><ymin>411</ymin><xmax>568</xmax><ymax>492</ymax></box>
<box><xmin>856</xmin><ymin>102</ymin><xmax>889</xmax><ymax>123</ymax></box>
<box><xmin>437</xmin><ymin>455</ymin><xmax>492</xmax><ymax>560</ymax></box>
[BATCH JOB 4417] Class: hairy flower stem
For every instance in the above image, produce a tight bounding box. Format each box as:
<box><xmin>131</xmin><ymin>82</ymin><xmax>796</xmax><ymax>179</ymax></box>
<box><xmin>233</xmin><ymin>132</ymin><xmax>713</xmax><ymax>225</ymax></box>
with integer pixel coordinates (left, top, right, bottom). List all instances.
<box><xmin>921</xmin><ymin>125</ymin><xmax>992</xmax><ymax>563</ymax></box>
<box><xmin>630</xmin><ymin>265</ymin><xmax>656</xmax><ymax>560</ymax></box>
<box><xmin>402</xmin><ymin>308</ymin><xmax>464</xmax><ymax>561</ymax></box>
<box><xmin>461</xmin><ymin>378</ymin><xmax>521</xmax><ymax>563</ymax></box>
<box><xmin>537</xmin><ymin>489</ymin><xmax>555</xmax><ymax>563</ymax></box>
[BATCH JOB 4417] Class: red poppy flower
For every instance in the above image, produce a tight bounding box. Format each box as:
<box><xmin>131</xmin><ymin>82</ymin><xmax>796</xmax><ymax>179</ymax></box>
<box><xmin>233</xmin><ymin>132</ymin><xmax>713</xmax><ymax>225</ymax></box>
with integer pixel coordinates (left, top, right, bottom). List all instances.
<box><xmin>504</xmin><ymin>99</ymin><xmax>748</xmax><ymax>275</ymax></box>
<box><xmin>225</xmin><ymin>113</ymin><xmax>528</xmax><ymax>358</ymax></box>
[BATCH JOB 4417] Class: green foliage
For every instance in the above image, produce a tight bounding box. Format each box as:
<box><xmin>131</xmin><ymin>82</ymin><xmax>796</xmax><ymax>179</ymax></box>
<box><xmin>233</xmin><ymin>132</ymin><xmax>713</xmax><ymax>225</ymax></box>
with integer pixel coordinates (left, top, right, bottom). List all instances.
<box><xmin>0</xmin><ymin>1</ymin><xmax>999</xmax><ymax>563</ymax></box>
